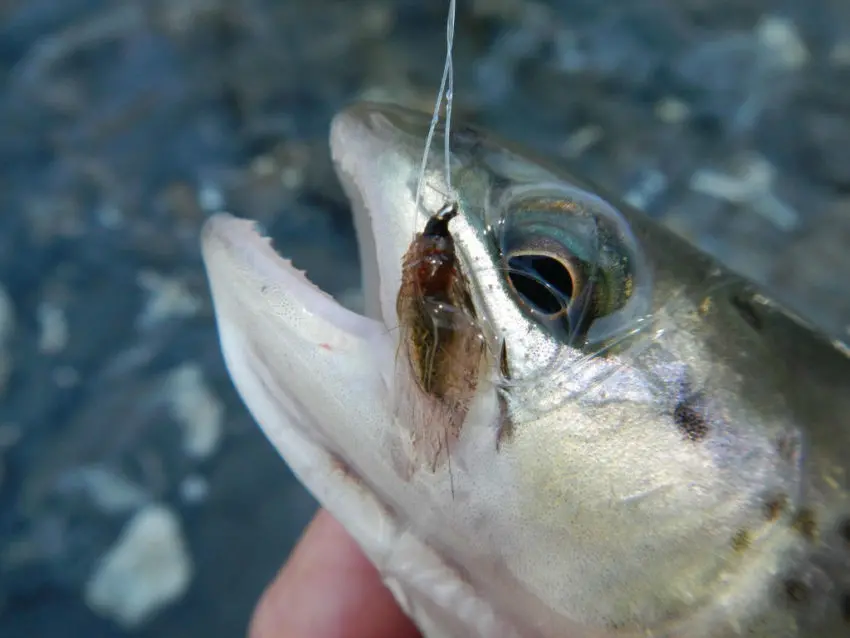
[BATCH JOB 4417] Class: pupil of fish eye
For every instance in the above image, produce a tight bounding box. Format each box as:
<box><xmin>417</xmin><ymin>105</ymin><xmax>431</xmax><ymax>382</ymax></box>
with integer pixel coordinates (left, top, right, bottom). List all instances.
<box><xmin>507</xmin><ymin>255</ymin><xmax>573</xmax><ymax>316</ymax></box>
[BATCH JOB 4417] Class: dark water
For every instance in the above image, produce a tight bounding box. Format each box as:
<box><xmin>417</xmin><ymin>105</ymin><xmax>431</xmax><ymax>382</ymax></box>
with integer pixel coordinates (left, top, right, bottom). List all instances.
<box><xmin>1</xmin><ymin>1</ymin><xmax>848</xmax><ymax>636</ymax></box>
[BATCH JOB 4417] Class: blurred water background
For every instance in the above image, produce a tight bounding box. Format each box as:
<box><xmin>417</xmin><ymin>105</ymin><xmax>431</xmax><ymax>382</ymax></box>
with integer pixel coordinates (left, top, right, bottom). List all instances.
<box><xmin>1</xmin><ymin>1</ymin><xmax>849</xmax><ymax>636</ymax></box>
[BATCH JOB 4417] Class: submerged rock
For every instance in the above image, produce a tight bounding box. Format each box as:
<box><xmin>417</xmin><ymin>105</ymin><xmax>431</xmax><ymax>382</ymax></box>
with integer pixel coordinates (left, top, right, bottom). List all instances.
<box><xmin>83</xmin><ymin>504</ymin><xmax>192</xmax><ymax>629</ymax></box>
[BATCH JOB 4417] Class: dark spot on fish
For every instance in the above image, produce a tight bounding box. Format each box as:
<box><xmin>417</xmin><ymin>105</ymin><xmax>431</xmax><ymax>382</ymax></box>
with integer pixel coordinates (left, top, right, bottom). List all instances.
<box><xmin>730</xmin><ymin>293</ymin><xmax>763</xmax><ymax>331</ymax></box>
<box><xmin>764</xmin><ymin>494</ymin><xmax>789</xmax><ymax>521</ymax></box>
<box><xmin>792</xmin><ymin>508</ymin><xmax>818</xmax><ymax>541</ymax></box>
<box><xmin>673</xmin><ymin>401</ymin><xmax>709</xmax><ymax>442</ymax></box>
<box><xmin>731</xmin><ymin>529</ymin><xmax>751</xmax><ymax>552</ymax></box>
<box><xmin>784</xmin><ymin>578</ymin><xmax>810</xmax><ymax>604</ymax></box>
<box><xmin>499</xmin><ymin>340</ymin><xmax>510</xmax><ymax>380</ymax></box>
<box><xmin>841</xmin><ymin>592</ymin><xmax>850</xmax><ymax>624</ymax></box>
<box><xmin>495</xmin><ymin>382</ymin><xmax>514</xmax><ymax>452</ymax></box>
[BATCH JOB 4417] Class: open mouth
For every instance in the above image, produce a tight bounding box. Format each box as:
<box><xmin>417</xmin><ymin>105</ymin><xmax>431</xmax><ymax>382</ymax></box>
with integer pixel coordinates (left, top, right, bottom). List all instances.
<box><xmin>200</xmin><ymin>103</ymin><xmax>429</xmax><ymax>353</ymax></box>
<box><xmin>201</xmin><ymin>212</ymin><xmax>386</xmax><ymax>349</ymax></box>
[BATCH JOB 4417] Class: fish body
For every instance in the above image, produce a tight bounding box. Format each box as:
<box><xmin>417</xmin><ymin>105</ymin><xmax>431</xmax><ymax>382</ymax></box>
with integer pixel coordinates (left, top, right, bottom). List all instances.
<box><xmin>201</xmin><ymin>102</ymin><xmax>850</xmax><ymax>637</ymax></box>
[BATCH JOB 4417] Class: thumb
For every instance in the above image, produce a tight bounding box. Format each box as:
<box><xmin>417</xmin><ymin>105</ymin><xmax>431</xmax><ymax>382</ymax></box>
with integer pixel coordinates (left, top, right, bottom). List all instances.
<box><xmin>249</xmin><ymin>509</ymin><xmax>421</xmax><ymax>638</ymax></box>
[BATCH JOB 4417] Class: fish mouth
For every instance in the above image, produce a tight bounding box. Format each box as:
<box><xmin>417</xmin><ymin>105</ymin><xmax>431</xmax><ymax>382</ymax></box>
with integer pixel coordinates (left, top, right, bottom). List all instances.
<box><xmin>202</xmin><ymin>101</ymin><xmax>430</xmax><ymax>363</ymax></box>
<box><xmin>200</xmin><ymin>208</ymin><xmax>400</xmax><ymax>468</ymax></box>
<box><xmin>201</xmin><ymin>213</ymin><xmax>384</xmax><ymax>348</ymax></box>
<box><xmin>200</xmin><ymin>207</ymin><xmax>407</xmax><ymax>521</ymax></box>
<box><xmin>200</xmin><ymin>102</ymin><xmax>453</xmax><ymax>463</ymax></box>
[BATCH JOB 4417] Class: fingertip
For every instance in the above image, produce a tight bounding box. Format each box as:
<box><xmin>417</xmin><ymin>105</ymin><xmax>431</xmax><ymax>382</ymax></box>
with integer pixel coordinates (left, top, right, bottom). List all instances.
<box><xmin>249</xmin><ymin>509</ymin><xmax>420</xmax><ymax>638</ymax></box>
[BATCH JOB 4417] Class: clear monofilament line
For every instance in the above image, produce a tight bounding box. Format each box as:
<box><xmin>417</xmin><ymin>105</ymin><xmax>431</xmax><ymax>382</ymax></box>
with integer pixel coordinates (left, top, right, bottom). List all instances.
<box><xmin>414</xmin><ymin>0</ymin><xmax>458</xmax><ymax>215</ymax></box>
<box><xmin>443</xmin><ymin>0</ymin><xmax>456</xmax><ymax>195</ymax></box>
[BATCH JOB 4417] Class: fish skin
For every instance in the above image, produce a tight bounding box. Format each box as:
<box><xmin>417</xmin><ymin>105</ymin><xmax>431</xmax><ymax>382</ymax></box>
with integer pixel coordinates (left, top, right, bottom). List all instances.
<box><xmin>201</xmin><ymin>102</ymin><xmax>850</xmax><ymax>637</ymax></box>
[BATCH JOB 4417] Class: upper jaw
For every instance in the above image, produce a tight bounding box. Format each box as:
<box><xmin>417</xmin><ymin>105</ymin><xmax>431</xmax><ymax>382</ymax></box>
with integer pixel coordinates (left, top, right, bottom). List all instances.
<box><xmin>330</xmin><ymin>102</ymin><xmax>457</xmax><ymax>328</ymax></box>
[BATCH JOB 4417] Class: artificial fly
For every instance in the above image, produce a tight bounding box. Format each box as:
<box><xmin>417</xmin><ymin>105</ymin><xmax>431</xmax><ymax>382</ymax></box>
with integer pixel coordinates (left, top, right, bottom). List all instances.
<box><xmin>394</xmin><ymin>1</ymin><xmax>486</xmax><ymax>485</ymax></box>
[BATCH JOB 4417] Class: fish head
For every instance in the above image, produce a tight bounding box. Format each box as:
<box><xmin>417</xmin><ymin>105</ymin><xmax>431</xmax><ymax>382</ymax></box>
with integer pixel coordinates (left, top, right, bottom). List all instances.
<box><xmin>202</xmin><ymin>102</ymin><xmax>850</xmax><ymax>637</ymax></box>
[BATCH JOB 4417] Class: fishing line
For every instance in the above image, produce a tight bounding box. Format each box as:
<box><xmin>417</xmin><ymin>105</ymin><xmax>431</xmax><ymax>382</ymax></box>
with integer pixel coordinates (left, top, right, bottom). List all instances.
<box><xmin>414</xmin><ymin>0</ymin><xmax>458</xmax><ymax>214</ymax></box>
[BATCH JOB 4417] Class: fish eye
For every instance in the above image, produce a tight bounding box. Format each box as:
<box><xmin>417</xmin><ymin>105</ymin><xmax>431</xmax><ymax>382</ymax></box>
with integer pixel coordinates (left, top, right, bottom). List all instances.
<box><xmin>506</xmin><ymin>254</ymin><xmax>575</xmax><ymax>317</ymax></box>
<box><xmin>503</xmin><ymin>238</ymin><xmax>599</xmax><ymax>341</ymax></box>
<box><xmin>494</xmin><ymin>183</ymin><xmax>652</xmax><ymax>346</ymax></box>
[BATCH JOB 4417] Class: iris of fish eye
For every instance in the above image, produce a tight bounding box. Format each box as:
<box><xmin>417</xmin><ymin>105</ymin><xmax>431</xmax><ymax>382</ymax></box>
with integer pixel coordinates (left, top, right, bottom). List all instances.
<box><xmin>507</xmin><ymin>255</ymin><xmax>573</xmax><ymax>316</ymax></box>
